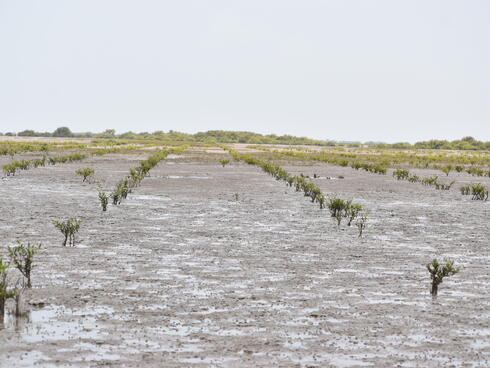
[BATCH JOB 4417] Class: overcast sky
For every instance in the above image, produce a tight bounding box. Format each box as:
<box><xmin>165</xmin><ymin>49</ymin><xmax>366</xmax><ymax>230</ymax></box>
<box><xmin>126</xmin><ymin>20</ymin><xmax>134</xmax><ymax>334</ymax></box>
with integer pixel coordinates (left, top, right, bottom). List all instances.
<box><xmin>0</xmin><ymin>1</ymin><xmax>488</xmax><ymax>142</ymax></box>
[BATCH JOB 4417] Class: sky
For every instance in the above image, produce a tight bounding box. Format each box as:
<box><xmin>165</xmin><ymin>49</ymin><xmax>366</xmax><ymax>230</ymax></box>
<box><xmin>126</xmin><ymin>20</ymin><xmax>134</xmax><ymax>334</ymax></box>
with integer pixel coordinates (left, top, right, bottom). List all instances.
<box><xmin>0</xmin><ymin>0</ymin><xmax>489</xmax><ymax>143</ymax></box>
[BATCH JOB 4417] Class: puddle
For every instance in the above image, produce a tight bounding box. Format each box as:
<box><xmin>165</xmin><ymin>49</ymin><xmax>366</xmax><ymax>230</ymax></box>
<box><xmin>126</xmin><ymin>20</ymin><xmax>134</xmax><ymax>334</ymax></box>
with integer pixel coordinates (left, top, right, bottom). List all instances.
<box><xmin>162</xmin><ymin>175</ymin><xmax>211</xmax><ymax>179</ymax></box>
<box><xmin>1</xmin><ymin>304</ymin><xmax>111</xmax><ymax>343</ymax></box>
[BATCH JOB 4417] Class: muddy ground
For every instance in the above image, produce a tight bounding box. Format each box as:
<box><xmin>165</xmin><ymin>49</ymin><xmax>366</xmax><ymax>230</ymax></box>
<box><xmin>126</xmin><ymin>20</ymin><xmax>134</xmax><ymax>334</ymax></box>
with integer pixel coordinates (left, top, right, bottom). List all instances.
<box><xmin>0</xmin><ymin>149</ymin><xmax>489</xmax><ymax>367</ymax></box>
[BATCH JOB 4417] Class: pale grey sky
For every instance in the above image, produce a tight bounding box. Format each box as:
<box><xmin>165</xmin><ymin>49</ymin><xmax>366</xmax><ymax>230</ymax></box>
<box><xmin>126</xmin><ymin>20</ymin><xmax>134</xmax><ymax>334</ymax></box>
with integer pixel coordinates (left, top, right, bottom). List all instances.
<box><xmin>0</xmin><ymin>0</ymin><xmax>488</xmax><ymax>142</ymax></box>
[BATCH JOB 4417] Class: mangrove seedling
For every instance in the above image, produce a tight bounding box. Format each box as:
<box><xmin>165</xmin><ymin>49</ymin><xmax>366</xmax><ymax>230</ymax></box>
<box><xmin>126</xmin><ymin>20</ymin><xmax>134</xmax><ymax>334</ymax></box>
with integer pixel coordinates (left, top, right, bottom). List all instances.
<box><xmin>98</xmin><ymin>190</ymin><xmax>109</xmax><ymax>211</ymax></box>
<box><xmin>393</xmin><ymin>168</ymin><xmax>409</xmax><ymax>180</ymax></box>
<box><xmin>327</xmin><ymin>196</ymin><xmax>347</xmax><ymax>226</ymax></box>
<box><xmin>355</xmin><ymin>211</ymin><xmax>369</xmax><ymax>237</ymax></box>
<box><xmin>317</xmin><ymin>194</ymin><xmax>326</xmax><ymax>209</ymax></box>
<box><xmin>345</xmin><ymin>202</ymin><xmax>363</xmax><ymax>226</ymax></box>
<box><xmin>470</xmin><ymin>183</ymin><xmax>489</xmax><ymax>201</ymax></box>
<box><xmin>0</xmin><ymin>257</ymin><xmax>15</xmax><ymax>319</ymax></box>
<box><xmin>441</xmin><ymin>165</ymin><xmax>453</xmax><ymax>176</ymax></box>
<box><xmin>12</xmin><ymin>285</ymin><xmax>27</xmax><ymax>317</ymax></box>
<box><xmin>460</xmin><ymin>185</ymin><xmax>471</xmax><ymax>195</ymax></box>
<box><xmin>220</xmin><ymin>159</ymin><xmax>230</xmax><ymax>167</ymax></box>
<box><xmin>427</xmin><ymin>258</ymin><xmax>460</xmax><ymax>296</ymax></box>
<box><xmin>7</xmin><ymin>242</ymin><xmax>41</xmax><ymax>288</ymax></box>
<box><xmin>52</xmin><ymin>217</ymin><xmax>82</xmax><ymax>246</ymax></box>
<box><xmin>75</xmin><ymin>168</ymin><xmax>94</xmax><ymax>182</ymax></box>
<box><xmin>111</xmin><ymin>179</ymin><xmax>130</xmax><ymax>205</ymax></box>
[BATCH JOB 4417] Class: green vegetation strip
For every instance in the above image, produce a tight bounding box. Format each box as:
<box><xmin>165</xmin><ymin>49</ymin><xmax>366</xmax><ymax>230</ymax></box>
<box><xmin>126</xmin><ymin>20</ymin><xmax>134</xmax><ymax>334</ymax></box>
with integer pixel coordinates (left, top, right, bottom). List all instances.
<box><xmin>2</xmin><ymin>143</ymin><xmax>168</xmax><ymax>177</ymax></box>
<box><xmin>2</xmin><ymin>153</ymin><xmax>87</xmax><ymax>176</ymax></box>
<box><xmin>107</xmin><ymin>145</ymin><xmax>188</xmax><ymax>207</ymax></box>
<box><xmin>223</xmin><ymin>146</ymin><xmax>368</xmax><ymax>232</ymax></box>
<box><xmin>250</xmin><ymin>146</ymin><xmax>387</xmax><ymax>175</ymax></box>
<box><xmin>0</xmin><ymin>141</ymin><xmax>87</xmax><ymax>156</ymax></box>
<box><xmin>393</xmin><ymin>168</ymin><xmax>488</xmax><ymax>200</ymax></box>
<box><xmin>251</xmin><ymin>145</ymin><xmax>490</xmax><ymax>177</ymax></box>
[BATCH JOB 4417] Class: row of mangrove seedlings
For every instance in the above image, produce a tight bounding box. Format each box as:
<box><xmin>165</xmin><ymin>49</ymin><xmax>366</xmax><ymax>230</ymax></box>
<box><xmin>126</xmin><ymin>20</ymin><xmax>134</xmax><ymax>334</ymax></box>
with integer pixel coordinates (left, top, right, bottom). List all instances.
<box><xmin>252</xmin><ymin>147</ymin><xmax>388</xmax><ymax>175</ymax></box>
<box><xmin>393</xmin><ymin>168</ymin><xmax>488</xmax><ymax>200</ymax></box>
<box><xmin>294</xmin><ymin>144</ymin><xmax>490</xmax><ymax>167</ymax></box>
<box><xmin>1</xmin><ymin>142</ymin><xmax>161</xmax><ymax>177</ymax></box>
<box><xmin>460</xmin><ymin>183</ymin><xmax>489</xmax><ymax>201</ymax></box>
<box><xmin>2</xmin><ymin>153</ymin><xmax>87</xmax><ymax>176</ymax></box>
<box><xmin>100</xmin><ymin>146</ymin><xmax>187</xmax><ymax>209</ymax></box>
<box><xmin>393</xmin><ymin>168</ymin><xmax>455</xmax><ymax>191</ymax></box>
<box><xmin>0</xmin><ymin>141</ymin><xmax>87</xmax><ymax>157</ymax></box>
<box><xmin>249</xmin><ymin>145</ymin><xmax>490</xmax><ymax>178</ymax></box>
<box><xmin>222</xmin><ymin>146</ymin><xmax>369</xmax><ymax>235</ymax></box>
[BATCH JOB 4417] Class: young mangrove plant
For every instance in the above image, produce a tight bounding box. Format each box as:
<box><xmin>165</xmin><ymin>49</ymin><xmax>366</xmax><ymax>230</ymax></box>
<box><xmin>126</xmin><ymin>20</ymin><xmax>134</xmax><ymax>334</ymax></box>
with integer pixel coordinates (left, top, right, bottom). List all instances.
<box><xmin>12</xmin><ymin>284</ymin><xmax>27</xmax><ymax>317</ymax></box>
<box><xmin>52</xmin><ymin>217</ymin><xmax>82</xmax><ymax>246</ymax></box>
<box><xmin>460</xmin><ymin>185</ymin><xmax>471</xmax><ymax>195</ymax></box>
<box><xmin>98</xmin><ymin>190</ymin><xmax>109</xmax><ymax>211</ymax></box>
<box><xmin>393</xmin><ymin>168</ymin><xmax>409</xmax><ymax>180</ymax></box>
<box><xmin>7</xmin><ymin>242</ymin><xmax>41</xmax><ymax>288</ymax></box>
<box><xmin>355</xmin><ymin>211</ymin><xmax>369</xmax><ymax>237</ymax></box>
<box><xmin>434</xmin><ymin>180</ymin><xmax>455</xmax><ymax>190</ymax></box>
<box><xmin>441</xmin><ymin>165</ymin><xmax>453</xmax><ymax>176</ymax></box>
<box><xmin>407</xmin><ymin>173</ymin><xmax>420</xmax><ymax>183</ymax></box>
<box><xmin>75</xmin><ymin>167</ymin><xmax>95</xmax><ymax>182</ymax></box>
<box><xmin>111</xmin><ymin>179</ymin><xmax>130</xmax><ymax>205</ymax></box>
<box><xmin>327</xmin><ymin>196</ymin><xmax>348</xmax><ymax>226</ymax></box>
<box><xmin>470</xmin><ymin>183</ymin><xmax>489</xmax><ymax>201</ymax></box>
<box><xmin>421</xmin><ymin>175</ymin><xmax>439</xmax><ymax>186</ymax></box>
<box><xmin>0</xmin><ymin>257</ymin><xmax>14</xmax><ymax>320</ymax></box>
<box><xmin>220</xmin><ymin>159</ymin><xmax>230</xmax><ymax>167</ymax></box>
<box><xmin>108</xmin><ymin>146</ymin><xmax>187</xmax><ymax>206</ymax></box>
<box><xmin>345</xmin><ymin>202</ymin><xmax>363</xmax><ymax>226</ymax></box>
<box><xmin>427</xmin><ymin>258</ymin><xmax>460</xmax><ymax>296</ymax></box>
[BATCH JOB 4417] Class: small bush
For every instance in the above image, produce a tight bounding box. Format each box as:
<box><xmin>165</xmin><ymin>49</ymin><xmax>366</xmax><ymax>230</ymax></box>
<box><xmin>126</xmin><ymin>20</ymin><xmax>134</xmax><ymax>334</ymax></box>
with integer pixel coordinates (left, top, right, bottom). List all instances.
<box><xmin>345</xmin><ymin>202</ymin><xmax>363</xmax><ymax>226</ymax></box>
<box><xmin>52</xmin><ymin>217</ymin><xmax>82</xmax><ymax>247</ymax></box>
<box><xmin>434</xmin><ymin>180</ymin><xmax>455</xmax><ymax>190</ymax></box>
<box><xmin>98</xmin><ymin>191</ymin><xmax>109</xmax><ymax>211</ymax></box>
<box><xmin>220</xmin><ymin>159</ymin><xmax>230</xmax><ymax>167</ymax></box>
<box><xmin>7</xmin><ymin>242</ymin><xmax>41</xmax><ymax>288</ymax></box>
<box><xmin>421</xmin><ymin>175</ymin><xmax>438</xmax><ymax>186</ymax></box>
<box><xmin>111</xmin><ymin>179</ymin><xmax>130</xmax><ymax>205</ymax></box>
<box><xmin>407</xmin><ymin>174</ymin><xmax>420</xmax><ymax>183</ymax></box>
<box><xmin>355</xmin><ymin>211</ymin><xmax>369</xmax><ymax>237</ymax></box>
<box><xmin>0</xmin><ymin>257</ymin><xmax>15</xmax><ymax>319</ymax></box>
<box><xmin>327</xmin><ymin>196</ymin><xmax>348</xmax><ymax>226</ymax></box>
<box><xmin>393</xmin><ymin>168</ymin><xmax>409</xmax><ymax>180</ymax></box>
<box><xmin>460</xmin><ymin>185</ymin><xmax>471</xmax><ymax>195</ymax></box>
<box><xmin>427</xmin><ymin>258</ymin><xmax>460</xmax><ymax>296</ymax></box>
<box><xmin>441</xmin><ymin>165</ymin><xmax>452</xmax><ymax>176</ymax></box>
<box><xmin>466</xmin><ymin>167</ymin><xmax>485</xmax><ymax>177</ymax></box>
<box><xmin>76</xmin><ymin>168</ymin><xmax>94</xmax><ymax>182</ymax></box>
<box><xmin>470</xmin><ymin>183</ymin><xmax>489</xmax><ymax>201</ymax></box>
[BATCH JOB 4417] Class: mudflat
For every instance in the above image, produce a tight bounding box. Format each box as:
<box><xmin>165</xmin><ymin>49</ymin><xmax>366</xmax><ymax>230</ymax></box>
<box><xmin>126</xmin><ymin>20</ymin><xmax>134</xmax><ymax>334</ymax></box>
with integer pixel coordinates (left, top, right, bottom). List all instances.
<box><xmin>1</xmin><ymin>150</ymin><xmax>489</xmax><ymax>367</ymax></box>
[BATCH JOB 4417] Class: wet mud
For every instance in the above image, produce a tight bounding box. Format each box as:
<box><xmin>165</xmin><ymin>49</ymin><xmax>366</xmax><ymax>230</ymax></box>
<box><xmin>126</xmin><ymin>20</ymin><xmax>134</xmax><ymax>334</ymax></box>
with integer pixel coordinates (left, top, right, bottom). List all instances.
<box><xmin>0</xmin><ymin>152</ymin><xmax>489</xmax><ymax>367</ymax></box>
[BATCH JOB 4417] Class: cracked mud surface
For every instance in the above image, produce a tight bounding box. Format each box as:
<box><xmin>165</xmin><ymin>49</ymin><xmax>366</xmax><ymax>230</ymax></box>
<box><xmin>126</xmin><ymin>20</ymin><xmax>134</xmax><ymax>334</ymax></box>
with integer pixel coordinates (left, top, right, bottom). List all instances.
<box><xmin>1</xmin><ymin>151</ymin><xmax>489</xmax><ymax>367</ymax></box>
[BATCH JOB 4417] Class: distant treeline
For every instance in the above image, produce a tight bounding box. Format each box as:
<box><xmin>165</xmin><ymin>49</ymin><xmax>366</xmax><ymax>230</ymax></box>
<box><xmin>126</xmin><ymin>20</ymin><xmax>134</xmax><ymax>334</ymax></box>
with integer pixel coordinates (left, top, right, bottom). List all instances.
<box><xmin>2</xmin><ymin>127</ymin><xmax>489</xmax><ymax>150</ymax></box>
<box><xmin>371</xmin><ymin>136</ymin><xmax>490</xmax><ymax>151</ymax></box>
<box><xmin>4</xmin><ymin>127</ymin><xmax>336</xmax><ymax>146</ymax></box>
